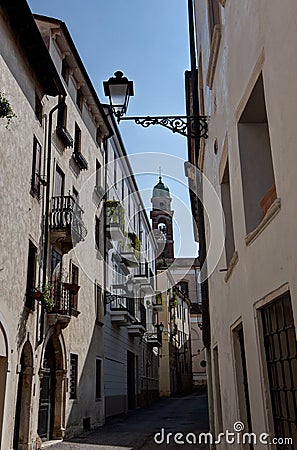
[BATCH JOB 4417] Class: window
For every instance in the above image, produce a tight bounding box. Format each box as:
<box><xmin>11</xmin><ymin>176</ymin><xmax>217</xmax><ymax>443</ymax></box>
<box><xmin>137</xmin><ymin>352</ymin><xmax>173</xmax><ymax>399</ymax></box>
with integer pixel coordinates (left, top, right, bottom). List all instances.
<box><xmin>208</xmin><ymin>0</ymin><xmax>221</xmax><ymax>36</ymax></box>
<box><xmin>74</xmin><ymin>123</ymin><xmax>81</xmax><ymax>154</ymax></box>
<box><xmin>70</xmin><ymin>354</ymin><xmax>78</xmax><ymax>399</ymax></box>
<box><xmin>25</xmin><ymin>241</ymin><xmax>37</xmax><ymax>309</ymax></box>
<box><xmin>221</xmin><ymin>159</ymin><xmax>235</xmax><ymax>266</ymax></box>
<box><xmin>206</xmin><ymin>0</ymin><xmax>222</xmax><ymax>89</ymax></box>
<box><xmin>198</xmin><ymin>52</ymin><xmax>205</xmax><ymax>116</ymax></box>
<box><xmin>71</xmin><ymin>263</ymin><xmax>79</xmax><ymax>312</ymax></box>
<box><xmin>61</xmin><ymin>58</ymin><xmax>69</xmax><ymax>84</ymax></box>
<box><xmin>213</xmin><ymin>346</ymin><xmax>223</xmax><ymax>433</ymax></box>
<box><xmin>113</xmin><ymin>150</ymin><xmax>117</xmax><ymax>187</ymax></box>
<box><xmin>56</xmin><ymin>102</ymin><xmax>73</xmax><ymax>148</ymax></box>
<box><xmin>95</xmin><ymin>359</ymin><xmax>102</xmax><ymax>399</ymax></box>
<box><xmin>57</xmin><ymin>102</ymin><xmax>67</xmax><ymax>129</ymax></box>
<box><xmin>73</xmin><ymin>123</ymin><xmax>88</xmax><ymax>170</ymax></box>
<box><xmin>51</xmin><ymin>249</ymin><xmax>62</xmax><ymax>280</ymax></box>
<box><xmin>31</xmin><ymin>137</ymin><xmax>42</xmax><ymax>198</ymax></box>
<box><xmin>35</xmin><ymin>93</ymin><xmax>42</xmax><ymax>124</ymax></box>
<box><xmin>238</xmin><ymin>73</ymin><xmax>276</xmax><ymax>234</ymax></box>
<box><xmin>96</xmin><ymin>159</ymin><xmax>101</xmax><ymax>189</ymax></box>
<box><xmin>54</xmin><ymin>165</ymin><xmax>65</xmax><ymax>197</ymax></box>
<box><xmin>76</xmin><ymin>88</ymin><xmax>83</xmax><ymax>111</ymax></box>
<box><xmin>261</xmin><ymin>294</ymin><xmax>297</xmax><ymax>448</ymax></box>
<box><xmin>95</xmin><ymin>283</ymin><xmax>103</xmax><ymax>325</ymax></box>
<box><xmin>233</xmin><ymin>324</ymin><xmax>253</xmax><ymax>440</ymax></box>
<box><xmin>95</xmin><ymin>216</ymin><xmax>100</xmax><ymax>250</ymax></box>
<box><xmin>121</xmin><ymin>178</ymin><xmax>125</xmax><ymax>201</ymax></box>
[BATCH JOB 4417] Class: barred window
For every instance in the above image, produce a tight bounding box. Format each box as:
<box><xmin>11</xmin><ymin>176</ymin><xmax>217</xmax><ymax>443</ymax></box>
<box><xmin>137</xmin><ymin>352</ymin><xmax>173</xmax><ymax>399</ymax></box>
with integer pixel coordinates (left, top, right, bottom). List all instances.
<box><xmin>70</xmin><ymin>353</ymin><xmax>78</xmax><ymax>399</ymax></box>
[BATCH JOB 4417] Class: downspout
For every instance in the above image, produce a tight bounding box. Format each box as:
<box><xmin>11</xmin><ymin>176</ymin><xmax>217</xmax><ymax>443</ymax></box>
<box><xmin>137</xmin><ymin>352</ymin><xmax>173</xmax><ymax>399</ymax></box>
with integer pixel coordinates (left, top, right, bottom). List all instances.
<box><xmin>39</xmin><ymin>96</ymin><xmax>66</xmax><ymax>344</ymax></box>
<box><xmin>187</xmin><ymin>0</ymin><xmax>214</xmax><ymax>441</ymax></box>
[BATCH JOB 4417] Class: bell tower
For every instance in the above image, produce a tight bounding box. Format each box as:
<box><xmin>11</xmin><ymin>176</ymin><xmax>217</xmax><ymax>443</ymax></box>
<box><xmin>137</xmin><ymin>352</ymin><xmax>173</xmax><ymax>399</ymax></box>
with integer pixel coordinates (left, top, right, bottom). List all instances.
<box><xmin>150</xmin><ymin>176</ymin><xmax>174</xmax><ymax>267</ymax></box>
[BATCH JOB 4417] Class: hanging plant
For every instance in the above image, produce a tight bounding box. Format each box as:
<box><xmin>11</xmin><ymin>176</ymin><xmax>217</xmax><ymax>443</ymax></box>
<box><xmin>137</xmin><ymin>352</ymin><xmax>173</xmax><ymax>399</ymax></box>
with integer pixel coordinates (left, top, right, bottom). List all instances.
<box><xmin>0</xmin><ymin>92</ymin><xmax>16</xmax><ymax>128</ymax></box>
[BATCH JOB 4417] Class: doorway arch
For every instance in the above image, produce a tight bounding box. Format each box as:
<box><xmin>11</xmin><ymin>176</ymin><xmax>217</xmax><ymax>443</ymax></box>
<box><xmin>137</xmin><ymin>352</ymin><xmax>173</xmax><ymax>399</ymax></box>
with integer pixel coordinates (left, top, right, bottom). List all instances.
<box><xmin>0</xmin><ymin>322</ymin><xmax>8</xmax><ymax>449</ymax></box>
<box><xmin>38</xmin><ymin>333</ymin><xmax>66</xmax><ymax>441</ymax></box>
<box><xmin>13</xmin><ymin>341</ymin><xmax>33</xmax><ymax>449</ymax></box>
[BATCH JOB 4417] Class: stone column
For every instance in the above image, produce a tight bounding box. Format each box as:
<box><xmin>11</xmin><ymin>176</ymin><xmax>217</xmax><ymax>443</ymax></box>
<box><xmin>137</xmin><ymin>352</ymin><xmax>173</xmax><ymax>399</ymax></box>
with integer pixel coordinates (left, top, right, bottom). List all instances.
<box><xmin>52</xmin><ymin>369</ymin><xmax>67</xmax><ymax>438</ymax></box>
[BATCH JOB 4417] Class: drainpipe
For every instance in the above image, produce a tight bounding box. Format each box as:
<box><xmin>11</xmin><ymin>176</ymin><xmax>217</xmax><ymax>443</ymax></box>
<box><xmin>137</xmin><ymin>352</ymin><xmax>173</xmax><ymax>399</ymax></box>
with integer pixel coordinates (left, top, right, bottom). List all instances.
<box><xmin>39</xmin><ymin>96</ymin><xmax>66</xmax><ymax>344</ymax></box>
<box><xmin>103</xmin><ymin>137</ymin><xmax>108</xmax><ymax>313</ymax></box>
<box><xmin>187</xmin><ymin>0</ymin><xmax>214</xmax><ymax>439</ymax></box>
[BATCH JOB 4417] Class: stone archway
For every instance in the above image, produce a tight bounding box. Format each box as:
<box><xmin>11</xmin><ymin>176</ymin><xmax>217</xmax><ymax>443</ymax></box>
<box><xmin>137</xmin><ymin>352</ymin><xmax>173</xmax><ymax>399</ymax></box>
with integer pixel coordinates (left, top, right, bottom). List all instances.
<box><xmin>13</xmin><ymin>341</ymin><xmax>33</xmax><ymax>450</ymax></box>
<box><xmin>0</xmin><ymin>323</ymin><xmax>8</xmax><ymax>449</ymax></box>
<box><xmin>38</xmin><ymin>332</ymin><xmax>66</xmax><ymax>442</ymax></box>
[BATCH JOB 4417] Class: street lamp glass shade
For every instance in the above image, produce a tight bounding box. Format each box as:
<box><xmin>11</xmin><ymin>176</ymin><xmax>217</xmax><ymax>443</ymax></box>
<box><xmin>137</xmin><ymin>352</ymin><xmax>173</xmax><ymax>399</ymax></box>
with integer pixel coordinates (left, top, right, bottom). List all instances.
<box><xmin>103</xmin><ymin>71</ymin><xmax>134</xmax><ymax>120</ymax></box>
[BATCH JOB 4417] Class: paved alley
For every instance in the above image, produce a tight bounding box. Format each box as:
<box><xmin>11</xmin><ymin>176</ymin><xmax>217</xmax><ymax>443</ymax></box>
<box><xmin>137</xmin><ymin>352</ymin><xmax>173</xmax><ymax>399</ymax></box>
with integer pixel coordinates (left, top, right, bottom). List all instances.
<box><xmin>44</xmin><ymin>392</ymin><xmax>209</xmax><ymax>450</ymax></box>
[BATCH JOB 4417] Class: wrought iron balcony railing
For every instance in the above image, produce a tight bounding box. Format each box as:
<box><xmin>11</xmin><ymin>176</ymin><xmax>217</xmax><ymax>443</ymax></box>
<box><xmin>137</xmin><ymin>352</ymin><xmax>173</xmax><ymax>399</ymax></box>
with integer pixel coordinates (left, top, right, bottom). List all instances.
<box><xmin>51</xmin><ymin>280</ymin><xmax>72</xmax><ymax>316</ymax></box>
<box><xmin>106</xmin><ymin>292</ymin><xmax>135</xmax><ymax>317</ymax></box>
<box><xmin>50</xmin><ymin>195</ymin><xmax>87</xmax><ymax>249</ymax></box>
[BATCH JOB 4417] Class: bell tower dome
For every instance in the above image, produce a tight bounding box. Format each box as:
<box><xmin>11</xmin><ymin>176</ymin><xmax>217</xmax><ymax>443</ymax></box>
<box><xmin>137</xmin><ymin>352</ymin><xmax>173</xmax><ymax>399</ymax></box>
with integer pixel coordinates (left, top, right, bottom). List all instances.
<box><xmin>150</xmin><ymin>177</ymin><xmax>174</xmax><ymax>267</ymax></box>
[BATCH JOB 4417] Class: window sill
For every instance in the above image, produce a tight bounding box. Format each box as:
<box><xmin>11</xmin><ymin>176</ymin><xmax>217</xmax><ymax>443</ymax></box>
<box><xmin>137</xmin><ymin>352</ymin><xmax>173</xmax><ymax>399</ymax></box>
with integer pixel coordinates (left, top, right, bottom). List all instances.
<box><xmin>224</xmin><ymin>250</ymin><xmax>238</xmax><ymax>283</ymax></box>
<box><xmin>206</xmin><ymin>24</ymin><xmax>222</xmax><ymax>89</ymax></box>
<box><xmin>245</xmin><ymin>198</ymin><xmax>281</xmax><ymax>246</ymax></box>
<box><xmin>72</xmin><ymin>152</ymin><xmax>88</xmax><ymax>171</ymax></box>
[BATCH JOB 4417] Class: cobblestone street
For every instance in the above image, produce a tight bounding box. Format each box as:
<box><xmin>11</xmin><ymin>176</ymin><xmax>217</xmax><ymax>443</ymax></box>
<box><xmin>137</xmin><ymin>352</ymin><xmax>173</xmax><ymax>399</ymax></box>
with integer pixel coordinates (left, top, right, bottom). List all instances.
<box><xmin>44</xmin><ymin>392</ymin><xmax>209</xmax><ymax>450</ymax></box>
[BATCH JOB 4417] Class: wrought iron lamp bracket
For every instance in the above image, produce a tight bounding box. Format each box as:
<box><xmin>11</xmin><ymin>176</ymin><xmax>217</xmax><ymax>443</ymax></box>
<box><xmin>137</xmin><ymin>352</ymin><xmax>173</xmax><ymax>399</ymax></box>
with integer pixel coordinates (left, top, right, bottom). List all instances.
<box><xmin>119</xmin><ymin>115</ymin><xmax>208</xmax><ymax>139</ymax></box>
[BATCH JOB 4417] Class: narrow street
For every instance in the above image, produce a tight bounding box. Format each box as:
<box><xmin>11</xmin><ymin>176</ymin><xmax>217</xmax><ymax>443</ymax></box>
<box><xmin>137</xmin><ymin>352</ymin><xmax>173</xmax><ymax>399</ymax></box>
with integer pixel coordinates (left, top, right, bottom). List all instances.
<box><xmin>45</xmin><ymin>392</ymin><xmax>209</xmax><ymax>450</ymax></box>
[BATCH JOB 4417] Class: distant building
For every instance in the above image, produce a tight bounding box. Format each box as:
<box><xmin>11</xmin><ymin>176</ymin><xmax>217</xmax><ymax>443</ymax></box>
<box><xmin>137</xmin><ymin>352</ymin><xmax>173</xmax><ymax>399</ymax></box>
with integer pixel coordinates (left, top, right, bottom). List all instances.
<box><xmin>170</xmin><ymin>258</ymin><xmax>207</xmax><ymax>389</ymax></box>
<box><xmin>151</xmin><ymin>179</ymin><xmax>193</xmax><ymax>396</ymax></box>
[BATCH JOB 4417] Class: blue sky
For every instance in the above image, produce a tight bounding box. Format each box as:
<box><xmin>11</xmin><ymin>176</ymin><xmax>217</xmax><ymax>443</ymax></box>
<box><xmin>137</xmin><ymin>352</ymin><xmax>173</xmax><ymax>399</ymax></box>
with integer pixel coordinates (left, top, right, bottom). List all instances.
<box><xmin>27</xmin><ymin>0</ymin><xmax>198</xmax><ymax>257</ymax></box>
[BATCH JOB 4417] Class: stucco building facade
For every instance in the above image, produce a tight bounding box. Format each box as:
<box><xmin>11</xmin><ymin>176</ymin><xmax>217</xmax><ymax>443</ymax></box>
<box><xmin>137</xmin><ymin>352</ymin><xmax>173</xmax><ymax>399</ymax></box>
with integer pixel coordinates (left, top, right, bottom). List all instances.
<box><xmin>0</xmin><ymin>1</ymin><xmax>112</xmax><ymax>447</ymax></box>
<box><xmin>103</xmin><ymin>113</ymin><xmax>160</xmax><ymax>417</ymax></box>
<box><xmin>186</xmin><ymin>0</ymin><xmax>297</xmax><ymax>447</ymax></box>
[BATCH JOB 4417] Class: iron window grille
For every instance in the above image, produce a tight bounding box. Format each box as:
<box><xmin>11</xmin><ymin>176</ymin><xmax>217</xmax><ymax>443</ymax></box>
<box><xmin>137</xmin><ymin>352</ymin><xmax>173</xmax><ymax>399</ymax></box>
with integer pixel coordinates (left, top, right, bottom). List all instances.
<box><xmin>261</xmin><ymin>293</ymin><xmax>297</xmax><ymax>449</ymax></box>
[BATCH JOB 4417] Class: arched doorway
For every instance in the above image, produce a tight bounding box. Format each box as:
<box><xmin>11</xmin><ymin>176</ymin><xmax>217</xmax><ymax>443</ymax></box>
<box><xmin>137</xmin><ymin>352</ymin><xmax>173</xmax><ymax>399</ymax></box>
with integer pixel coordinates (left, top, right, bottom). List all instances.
<box><xmin>0</xmin><ymin>323</ymin><xmax>8</xmax><ymax>449</ymax></box>
<box><xmin>38</xmin><ymin>334</ymin><xmax>65</xmax><ymax>442</ymax></box>
<box><xmin>13</xmin><ymin>341</ymin><xmax>33</xmax><ymax>450</ymax></box>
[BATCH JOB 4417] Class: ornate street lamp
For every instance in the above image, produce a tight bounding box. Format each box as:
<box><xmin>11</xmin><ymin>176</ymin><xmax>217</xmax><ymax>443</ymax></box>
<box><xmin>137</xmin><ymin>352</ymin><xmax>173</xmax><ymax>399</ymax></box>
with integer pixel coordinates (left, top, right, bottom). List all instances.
<box><xmin>103</xmin><ymin>71</ymin><xmax>134</xmax><ymax>122</ymax></box>
<box><xmin>103</xmin><ymin>71</ymin><xmax>208</xmax><ymax>139</ymax></box>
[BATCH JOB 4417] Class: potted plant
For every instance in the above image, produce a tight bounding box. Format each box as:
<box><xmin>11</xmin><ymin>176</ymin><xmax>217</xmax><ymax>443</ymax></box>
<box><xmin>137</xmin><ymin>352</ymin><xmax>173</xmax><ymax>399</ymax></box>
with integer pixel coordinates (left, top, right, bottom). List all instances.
<box><xmin>33</xmin><ymin>284</ymin><xmax>55</xmax><ymax>312</ymax></box>
<box><xmin>0</xmin><ymin>92</ymin><xmax>16</xmax><ymax>128</ymax></box>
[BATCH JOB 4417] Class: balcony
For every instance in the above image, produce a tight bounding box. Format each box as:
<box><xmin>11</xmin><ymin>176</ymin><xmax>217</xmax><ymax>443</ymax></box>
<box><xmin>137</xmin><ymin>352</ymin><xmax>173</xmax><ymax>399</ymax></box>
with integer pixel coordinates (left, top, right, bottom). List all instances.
<box><xmin>134</xmin><ymin>263</ymin><xmax>155</xmax><ymax>295</ymax></box>
<box><xmin>47</xmin><ymin>280</ymin><xmax>80</xmax><ymax>329</ymax></box>
<box><xmin>145</xmin><ymin>327</ymin><xmax>162</xmax><ymax>347</ymax></box>
<box><xmin>106</xmin><ymin>200</ymin><xmax>125</xmax><ymax>242</ymax></box>
<box><xmin>127</xmin><ymin>303</ymin><xmax>146</xmax><ymax>336</ymax></box>
<box><xmin>106</xmin><ymin>292</ymin><xmax>134</xmax><ymax>325</ymax></box>
<box><xmin>50</xmin><ymin>195</ymin><xmax>87</xmax><ymax>253</ymax></box>
<box><xmin>153</xmin><ymin>292</ymin><xmax>163</xmax><ymax>312</ymax></box>
<box><xmin>121</xmin><ymin>234</ymin><xmax>140</xmax><ymax>268</ymax></box>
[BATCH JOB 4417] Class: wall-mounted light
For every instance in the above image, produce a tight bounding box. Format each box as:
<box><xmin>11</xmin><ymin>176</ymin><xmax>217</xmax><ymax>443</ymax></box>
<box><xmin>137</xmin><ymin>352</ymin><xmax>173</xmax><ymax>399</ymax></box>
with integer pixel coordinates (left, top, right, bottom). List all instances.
<box><xmin>103</xmin><ymin>71</ymin><xmax>208</xmax><ymax>139</ymax></box>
